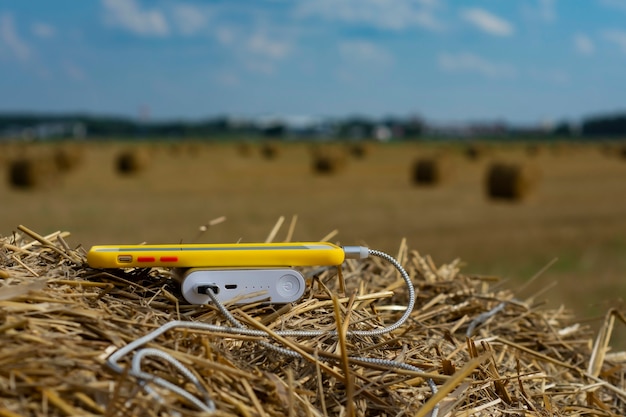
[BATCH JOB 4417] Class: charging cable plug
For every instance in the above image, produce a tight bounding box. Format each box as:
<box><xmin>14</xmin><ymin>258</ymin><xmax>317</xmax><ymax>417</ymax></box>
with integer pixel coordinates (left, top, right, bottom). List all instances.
<box><xmin>342</xmin><ymin>246</ymin><xmax>369</xmax><ymax>260</ymax></box>
<box><xmin>196</xmin><ymin>284</ymin><xmax>220</xmax><ymax>295</ymax></box>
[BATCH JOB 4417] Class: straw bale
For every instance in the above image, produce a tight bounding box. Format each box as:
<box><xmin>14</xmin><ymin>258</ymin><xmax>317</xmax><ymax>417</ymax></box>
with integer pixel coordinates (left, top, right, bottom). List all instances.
<box><xmin>485</xmin><ymin>161</ymin><xmax>540</xmax><ymax>201</ymax></box>
<box><xmin>599</xmin><ymin>143</ymin><xmax>620</xmax><ymax>157</ymax></box>
<box><xmin>7</xmin><ymin>156</ymin><xmax>59</xmax><ymax>189</ymax></box>
<box><xmin>0</xmin><ymin>143</ymin><xmax>10</xmax><ymax>164</ymax></box>
<box><xmin>260</xmin><ymin>142</ymin><xmax>280</xmax><ymax>160</ymax></box>
<box><xmin>236</xmin><ymin>141</ymin><xmax>253</xmax><ymax>157</ymax></box>
<box><xmin>53</xmin><ymin>144</ymin><xmax>84</xmax><ymax>172</ymax></box>
<box><xmin>167</xmin><ymin>141</ymin><xmax>184</xmax><ymax>156</ymax></box>
<box><xmin>185</xmin><ymin>141</ymin><xmax>203</xmax><ymax>157</ymax></box>
<box><xmin>411</xmin><ymin>155</ymin><xmax>454</xmax><ymax>186</ymax></box>
<box><xmin>311</xmin><ymin>146</ymin><xmax>348</xmax><ymax>175</ymax></box>
<box><xmin>1</xmin><ymin>226</ymin><xmax>625</xmax><ymax>416</ymax></box>
<box><xmin>115</xmin><ymin>148</ymin><xmax>150</xmax><ymax>175</ymax></box>
<box><xmin>346</xmin><ymin>142</ymin><xmax>372</xmax><ymax>159</ymax></box>
<box><xmin>464</xmin><ymin>143</ymin><xmax>487</xmax><ymax>160</ymax></box>
<box><xmin>551</xmin><ymin>142</ymin><xmax>572</xmax><ymax>156</ymax></box>
<box><xmin>526</xmin><ymin>143</ymin><xmax>543</xmax><ymax>157</ymax></box>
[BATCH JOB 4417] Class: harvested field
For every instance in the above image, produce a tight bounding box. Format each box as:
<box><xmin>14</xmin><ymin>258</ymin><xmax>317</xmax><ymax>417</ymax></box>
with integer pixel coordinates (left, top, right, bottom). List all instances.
<box><xmin>1</xmin><ymin>225</ymin><xmax>625</xmax><ymax>416</ymax></box>
<box><xmin>0</xmin><ymin>139</ymin><xmax>625</xmax><ymax>345</ymax></box>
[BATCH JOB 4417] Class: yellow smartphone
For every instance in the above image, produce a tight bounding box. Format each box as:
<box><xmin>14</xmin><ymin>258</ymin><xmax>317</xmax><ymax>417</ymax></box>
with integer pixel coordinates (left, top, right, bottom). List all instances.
<box><xmin>86</xmin><ymin>242</ymin><xmax>346</xmax><ymax>269</ymax></box>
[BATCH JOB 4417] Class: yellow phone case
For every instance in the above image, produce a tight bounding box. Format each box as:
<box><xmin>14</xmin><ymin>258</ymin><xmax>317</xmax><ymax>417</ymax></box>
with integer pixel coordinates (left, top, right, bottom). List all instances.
<box><xmin>86</xmin><ymin>242</ymin><xmax>345</xmax><ymax>269</ymax></box>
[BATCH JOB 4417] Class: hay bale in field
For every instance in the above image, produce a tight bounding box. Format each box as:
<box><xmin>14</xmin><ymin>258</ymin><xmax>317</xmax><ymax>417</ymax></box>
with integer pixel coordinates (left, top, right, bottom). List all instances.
<box><xmin>311</xmin><ymin>147</ymin><xmax>348</xmax><ymax>175</ymax></box>
<box><xmin>236</xmin><ymin>141</ymin><xmax>253</xmax><ymax>157</ymax></box>
<box><xmin>485</xmin><ymin>161</ymin><xmax>540</xmax><ymax>201</ymax></box>
<box><xmin>0</xmin><ymin>144</ymin><xmax>11</xmax><ymax>164</ymax></box>
<box><xmin>464</xmin><ymin>142</ymin><xmax>487</xmax><ymax>160</ymax></box>
<box><xmin>7</xmin><ymin>156</ymin><xmax>59</xmax><ymax>189</ymax></box>
<box><xmin>526</xmin><ymin>143</ymin><xmax>543</xmax><ymax>157</ymax></box>
<box><xmin>550</xmin><ymin>142</ymin><xmax>574</xmax><ymax>156</ymax></box>
<box><xmin>411</xmin><ymin>155</ymin><xmax>454</xmax><ymax>185</ymax></box>
<box><xmin>53</xmin><ymin>145</ymin><xmax>84</xmax><ymax>172</ymax></box>
<box><xmin>599</xmin><ymin>143</ymin><xmax>614</xmax><ymax>157</ymax></box>
<box><xmin>595</xmin><ymin>143</ymin><xmax>626</xmax><ymax>158</ymax></box>
<box><xmin>311</xmin><ymin>144</ymin><xmax>348</xmax><ymax>175</ymax></box>
<box><xmin>115</xmin><ymin>148</ymin><xmax>150</xmax><ymax>175</ymax></box>
<box><xmin>1</xmin><ymin>226</ymin><xmax>625</xmax><ymax>416</ymax></box>
<box><xmin>346</xmin><ymin>141</ymin><xmax>372</xmax><ymax>159</ymax></box>
<box><xmin>185</xmin><ymin>141</ymin><xmax>203</xmax><ymax>157</ymax></box>
<box><xmin>260</xmin><ymin>141</ymin><xmax>280</xmax><ymax>159</ymax></box>
<box><xmin>313</xmin><ymin>155</ymin><xmax>340</xmax><ymax>174</ymax></box>
<box><xmin>167</xmin><ymin>142</ymin><xmax>184</xmax><ymax>156</ymax></box>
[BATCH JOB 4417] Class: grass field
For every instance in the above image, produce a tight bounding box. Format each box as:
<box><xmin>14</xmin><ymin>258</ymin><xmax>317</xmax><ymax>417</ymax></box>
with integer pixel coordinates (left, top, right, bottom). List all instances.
<box><xmin>2</xmin><ymin>139</ymin><xmax>625</xmax><ymax>345</ymax></box>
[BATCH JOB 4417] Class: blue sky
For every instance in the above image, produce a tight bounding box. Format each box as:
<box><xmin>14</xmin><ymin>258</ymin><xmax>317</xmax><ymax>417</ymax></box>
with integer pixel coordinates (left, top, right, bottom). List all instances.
<box><xmin>0</xmin><ymin>0</ymin><xmax>625</xmax><ymax>125</ymax></box>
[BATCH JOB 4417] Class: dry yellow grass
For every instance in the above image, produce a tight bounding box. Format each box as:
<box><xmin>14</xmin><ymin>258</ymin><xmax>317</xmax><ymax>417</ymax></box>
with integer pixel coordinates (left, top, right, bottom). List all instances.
<box><xmin>1</xmin><ymin>224</ymin><xmax>625</xmax><ymax>416</ymax></box>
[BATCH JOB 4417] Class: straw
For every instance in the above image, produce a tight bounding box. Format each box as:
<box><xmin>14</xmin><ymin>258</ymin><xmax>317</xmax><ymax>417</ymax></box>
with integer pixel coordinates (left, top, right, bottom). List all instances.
<box><xmin>0</xmin><ymin>225</ymin><xmax>624</xmax><ymax>416</ymax></box>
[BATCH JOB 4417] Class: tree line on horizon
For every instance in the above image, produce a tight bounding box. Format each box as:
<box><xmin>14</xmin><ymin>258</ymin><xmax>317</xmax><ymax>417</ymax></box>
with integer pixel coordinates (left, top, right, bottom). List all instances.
<box><xmin>0</xmin><ymin>111</ymin><xmax>624</xmax><ymax>141</ymax></box>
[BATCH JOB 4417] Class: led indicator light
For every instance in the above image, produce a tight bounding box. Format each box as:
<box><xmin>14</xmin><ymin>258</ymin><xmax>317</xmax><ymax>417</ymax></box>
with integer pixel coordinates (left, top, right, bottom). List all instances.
<box><xmin>137</xmin><ymin>256</ymin><xmax>156</xmax><ymax>263</ymax></box>
<box><xmin>160</xmin><ymin>256</ymin><xmax>178</xmax><ymax>262</ymax></box>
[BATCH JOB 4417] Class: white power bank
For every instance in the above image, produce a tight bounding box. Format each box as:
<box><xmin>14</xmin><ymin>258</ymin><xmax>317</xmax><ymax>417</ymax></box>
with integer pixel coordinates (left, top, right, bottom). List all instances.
<box><xmin>177</xmin><ymin>268</ymin><xmax>306</xmax><ymax>305</ymax></box>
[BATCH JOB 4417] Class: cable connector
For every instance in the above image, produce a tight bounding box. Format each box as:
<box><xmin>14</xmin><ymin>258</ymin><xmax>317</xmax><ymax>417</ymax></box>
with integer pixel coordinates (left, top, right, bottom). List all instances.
<box><xmin>197</xmin><ymin>284</ymin><xmax>220</xmax><ymax>295</ymax></box>
<box><xmin>342</xmin><ymin>246</ymin><xmax>369</xmax><ymax>259</ymax></box>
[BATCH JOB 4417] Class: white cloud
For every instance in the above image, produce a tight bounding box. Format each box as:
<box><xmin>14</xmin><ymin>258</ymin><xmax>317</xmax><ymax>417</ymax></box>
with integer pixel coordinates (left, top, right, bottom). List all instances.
<box><xmin>173</xmin><ymin>4</ymin><xmax>210</xmax><ymax>36</ymax></box>
<box><xmin>295</xmin><ymin>0</ymin><xmax>445</xmax><ymax>32</ymax></box>
<box><xmin>216</xmin><ymin>71</ymin><xmax>239</xmax><ymax>87</ymax></box>
<box><xmin>604</xmin><ymin>29</ymin><xmax>626</xmax><ymax>53</ymax></box>
<box><xmin>31</xmin><ymin>22</ymin><xmax>56</xmax><ymax>39</ymax></box>
<box><xmin>524</xmin><ymin>0</ymin><xmax>556</xmax><ymax>22</ymax></box>
<box><xmin>215</xmin><ymin>26</ymin><xmax>236</xmax><ymax>46</ymax></box>
<box><xmin>64</xmin><ymin>61</ymin><xmax>87</xmax><ymax>81</ymax></box>
<box><xmin>335</xmin><ymin>41</ymin><xmax>393</xmax><ymax>82</ymax></box>
<box><xmin>461</xmin><ymin>8</ymin><xmax>514</xmax><ymax>37</ymax></box>
<box><xmin>528</xmin><ymin>68</ymin><xmax>569</xmax><ymax>84</ymax></box>
<box><xmin>212</xmin><ymin>23</ymin><xmax>292</xmax><ymax>75</ymax></box>
<box><xmin>102</xmin><ymin>0</ymin><xmax>169</xmax><ymax>37</ymax></box>
<box><xmin>247</xmin><ymin>32</ymin><xmax>290</xmax><ymax>59</ymax></box>
<box><xmin>339</xmin><ymin>40</ymin><xmax>393</xmax><ymax>66</ymax></box>
<box><xmin>537</xmin><ymin>0</ymin><xmax>557</xmax><ymax>22</ymax></box>
<box><xmin>599</xmin><ymin>0</ymin><xmax>626</xmax><ymax>12</ymax></box>
<box><xmin>0</xmin><ymin>13</ymin><xmax>31</xmax><ymax>61</ymax></box>
<box><xmin>438</xmin><ymin>52</ymin><xmax>516</xmax><ymax>78</ymax></box>
<box><xmin>244</xmin><ymin>59</ymin><xmax>275</xmax><ymax>75</ymax></box>
<box><xmin>573</xmin><ymin>33</ymin><xmax>594</xmax><ymax>55</ymax></box>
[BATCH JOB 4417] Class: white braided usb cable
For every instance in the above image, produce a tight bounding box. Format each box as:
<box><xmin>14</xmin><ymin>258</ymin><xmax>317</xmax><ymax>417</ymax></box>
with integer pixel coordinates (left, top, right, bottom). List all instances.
<box><xmin>105</xmin><ymin>248</ymin><xmax>439</xmax><ymax>416</ymax></box>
